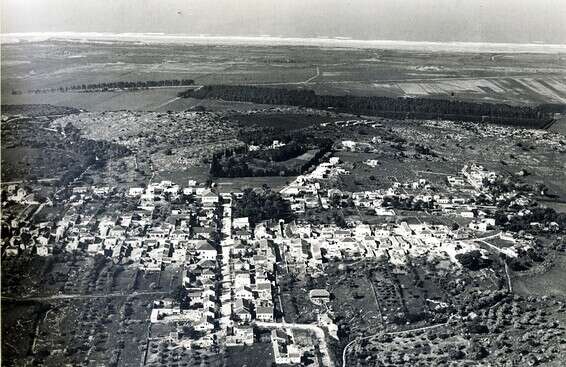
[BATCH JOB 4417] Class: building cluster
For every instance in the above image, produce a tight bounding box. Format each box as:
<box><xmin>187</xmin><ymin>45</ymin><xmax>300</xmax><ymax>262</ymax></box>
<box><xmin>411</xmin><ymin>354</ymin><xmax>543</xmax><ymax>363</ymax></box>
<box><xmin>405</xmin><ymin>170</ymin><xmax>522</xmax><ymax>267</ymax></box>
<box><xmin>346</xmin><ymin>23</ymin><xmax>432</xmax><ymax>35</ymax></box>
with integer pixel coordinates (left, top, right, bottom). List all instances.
<box><xmin>320</xmin><ymin>118</ymin><xmax>383</xmax><ymax>129</ymax></box>
<box><xmin>4</xmin><ymin>184</ymin><xmax>40</xmax><ymax>205</ymax></box>
<box><xmin>123</xmin><ymin>180</ymin><xmax>297</xmax><ymax>356</ymax></box>
<box><xmin>1</xmin><ymin>176</ymin><xmax>316</xmax><ymax>362</ymax></box>
<box><xmin>248</xmin><ymin>139</ymin><xmax>287</xmax><ymax>152</ymax></box>
<box><xmin>461</xmin><ymin>163</ymin><xmax>497</xmax><ymax>191</ymax></box>
<box><xmin>273</xmin><ymin>159</ymin><xmax>537</xmax><ymax>275</ymax></box>
<box><xmin>1</xmin><ymin>156</ymin><xmax>544</xmax><ymax>365</ymax></box>
<box><xmin>278</xmin><ymin>220</ymin><xmax>482</xmax><ymax>272</ymax></box>
<box><xmin>280</xmin><ymin>157</ymin><xmax>348</xmax><ymax>212</ymax></box>
<box><xmin>339</xmin><ymin>140</ymin><xmax>375</xmax><ymax>152</ymax></box>
<box><xmin>219</xmin><ymin>207</ymin><xmax>279</xmax><ymax>346</ymax></box>
<box><xmin>2</xmin><ymin>184</ymin><xmax>47</xmax><ymax>256</ymax></box>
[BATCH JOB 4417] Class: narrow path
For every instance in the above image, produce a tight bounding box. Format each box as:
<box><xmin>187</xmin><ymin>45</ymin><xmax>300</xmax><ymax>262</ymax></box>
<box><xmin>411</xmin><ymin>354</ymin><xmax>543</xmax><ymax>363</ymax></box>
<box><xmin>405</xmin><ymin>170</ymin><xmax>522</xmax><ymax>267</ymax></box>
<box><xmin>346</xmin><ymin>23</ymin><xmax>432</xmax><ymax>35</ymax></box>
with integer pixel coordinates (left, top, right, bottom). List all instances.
<box><xmin>277</xmin><ymin>291</ymin><xmax>286</xmax><ymax>323</ymax></box>
<box><xmin>241</xmin><ymin>72</ymin><xmax>554</xmax><ymax>87</ymax></box>
<box><xmin>1</xmin><ymin>290</ymin><xmax>169</xmax><ymax>302</ymax></box>
<box><xmin>368</xmin><ymin>280</ymin><xmax>385</xmax><ymax>329</ymax></box>
<box><xmin>455</xmin><ymin>232</ymin><xmax>502</xmax><ymax>243</ymax></box>
<box><xmin>153</xmin><ymin>96</ymin><xmax>181</xmax><ymax>110</ymax></box>
<box><xmin>504</xmin><ymin>260</ymin><xmax>513</xmax><ymax>293</ymax></box>
<box><xmin>54</xmin><ymin>164</ymin><xmax>93</xmax><ymax>196</ymax></box>
<box><xmin>414</xmin><ymin>170</ymin><xmax>453</xmax><ymax>176</ymax></box>
<box><xmin>473</xmin><ymin>237</ymin><xmax>517</xmax><ymax>259</ymax></box>
<box><xmin>31</xmin><ymin>308</ymin><xmax>53</xmax><ymax>354</ymax></box>
<box><xmin>302</xmin><ymin>66</ymin><xmax>321</xmax><ymax>84</ymax></box>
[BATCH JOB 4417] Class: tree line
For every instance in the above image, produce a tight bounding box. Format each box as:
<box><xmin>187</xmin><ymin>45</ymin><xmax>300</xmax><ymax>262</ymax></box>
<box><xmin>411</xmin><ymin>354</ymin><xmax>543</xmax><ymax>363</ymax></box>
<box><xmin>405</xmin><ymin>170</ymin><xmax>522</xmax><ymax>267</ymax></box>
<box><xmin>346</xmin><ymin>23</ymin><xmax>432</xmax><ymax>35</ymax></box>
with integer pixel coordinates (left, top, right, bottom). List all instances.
<box><xmin>12</xmin><ymin>79</ymin><xmax>195</xmax><ymax>95</ymax></box>
<box><xmin>179</xmin><ymin>85</ymin><xmax>553</xmax><ymax>128</ymax></box>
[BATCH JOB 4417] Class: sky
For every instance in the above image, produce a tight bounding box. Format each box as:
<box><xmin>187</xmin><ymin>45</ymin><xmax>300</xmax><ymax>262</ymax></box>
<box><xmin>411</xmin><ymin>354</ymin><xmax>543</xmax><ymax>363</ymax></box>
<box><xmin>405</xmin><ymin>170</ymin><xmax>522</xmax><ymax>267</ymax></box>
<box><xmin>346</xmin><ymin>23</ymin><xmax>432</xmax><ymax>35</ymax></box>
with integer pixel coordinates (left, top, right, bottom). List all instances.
<box><xmin>2</xmin><ymin>0</ymin><xmax>566</xmax><ymax>44</ymax></box>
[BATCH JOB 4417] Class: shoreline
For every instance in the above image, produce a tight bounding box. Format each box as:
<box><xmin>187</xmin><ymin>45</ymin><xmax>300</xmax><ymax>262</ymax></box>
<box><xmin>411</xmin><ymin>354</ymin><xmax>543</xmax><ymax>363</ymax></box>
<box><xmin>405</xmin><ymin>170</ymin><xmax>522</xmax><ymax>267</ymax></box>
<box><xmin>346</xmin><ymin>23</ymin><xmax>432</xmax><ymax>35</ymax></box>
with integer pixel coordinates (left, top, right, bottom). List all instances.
<box><xmin>2</xmin><ymin>32</ymin><xmax>566</xmax><ymax>53</ymax></box>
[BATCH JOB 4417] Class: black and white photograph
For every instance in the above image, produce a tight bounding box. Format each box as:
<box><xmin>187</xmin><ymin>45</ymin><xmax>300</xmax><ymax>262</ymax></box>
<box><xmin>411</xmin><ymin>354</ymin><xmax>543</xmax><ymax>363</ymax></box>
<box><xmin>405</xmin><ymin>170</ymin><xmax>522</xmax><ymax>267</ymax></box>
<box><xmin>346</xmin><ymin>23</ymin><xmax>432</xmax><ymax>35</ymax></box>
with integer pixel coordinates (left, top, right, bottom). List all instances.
<box><xmin>1</xmin><ymin>1</ymin><xmax>565</xmax><ymax>366</ymax></box>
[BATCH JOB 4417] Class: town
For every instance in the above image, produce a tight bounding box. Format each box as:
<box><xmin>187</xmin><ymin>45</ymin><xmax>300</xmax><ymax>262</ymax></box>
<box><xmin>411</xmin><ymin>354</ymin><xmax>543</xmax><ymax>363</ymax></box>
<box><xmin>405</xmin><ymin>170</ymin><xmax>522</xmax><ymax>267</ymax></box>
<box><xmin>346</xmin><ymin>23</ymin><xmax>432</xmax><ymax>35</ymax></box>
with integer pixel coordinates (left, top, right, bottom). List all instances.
<box><xmin>4</xmin><ymin>143</ymin><xmax>563</xmax><ymax>366</ymax></box>
<box><xmin>2</xmin><ymin>14</ymin><xmax>566</xmax><ymax>365</ymax></box>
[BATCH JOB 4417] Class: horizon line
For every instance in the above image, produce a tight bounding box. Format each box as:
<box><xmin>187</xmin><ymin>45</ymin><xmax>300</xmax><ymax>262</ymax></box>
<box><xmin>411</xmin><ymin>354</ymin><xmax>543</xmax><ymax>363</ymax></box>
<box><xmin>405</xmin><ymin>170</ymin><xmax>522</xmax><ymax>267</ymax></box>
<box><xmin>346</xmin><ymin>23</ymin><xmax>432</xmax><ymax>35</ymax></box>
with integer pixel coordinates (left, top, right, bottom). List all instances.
<box><xmin>2</xmin><ymin>32</ymin><xmax>566</xmax><ymax>53</ymax></box>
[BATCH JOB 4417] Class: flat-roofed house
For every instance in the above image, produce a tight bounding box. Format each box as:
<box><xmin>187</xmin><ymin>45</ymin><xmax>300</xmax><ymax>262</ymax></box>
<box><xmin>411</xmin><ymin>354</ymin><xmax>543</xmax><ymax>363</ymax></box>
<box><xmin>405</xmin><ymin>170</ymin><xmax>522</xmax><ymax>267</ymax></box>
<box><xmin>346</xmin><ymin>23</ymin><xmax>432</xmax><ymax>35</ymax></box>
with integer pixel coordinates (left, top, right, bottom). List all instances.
<box><xmin>196</xmin><ymin>241</ymin><xmax>217</xmax><ymax>260</ymax></box>
<box><xmin>255</xmin><ymin>305</ymin><xmax>274</xmax><ymax>322</ymax></box>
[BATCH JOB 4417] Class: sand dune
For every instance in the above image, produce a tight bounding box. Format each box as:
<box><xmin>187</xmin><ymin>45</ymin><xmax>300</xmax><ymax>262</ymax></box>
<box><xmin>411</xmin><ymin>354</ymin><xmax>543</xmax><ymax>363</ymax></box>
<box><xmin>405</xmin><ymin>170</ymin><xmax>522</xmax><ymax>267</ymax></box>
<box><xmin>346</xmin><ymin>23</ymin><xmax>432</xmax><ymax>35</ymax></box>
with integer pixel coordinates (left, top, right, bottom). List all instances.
<box><xmin>3</xmin><ymin>32</ymin><xmax>566</xmax><ymax>54</ymax></box>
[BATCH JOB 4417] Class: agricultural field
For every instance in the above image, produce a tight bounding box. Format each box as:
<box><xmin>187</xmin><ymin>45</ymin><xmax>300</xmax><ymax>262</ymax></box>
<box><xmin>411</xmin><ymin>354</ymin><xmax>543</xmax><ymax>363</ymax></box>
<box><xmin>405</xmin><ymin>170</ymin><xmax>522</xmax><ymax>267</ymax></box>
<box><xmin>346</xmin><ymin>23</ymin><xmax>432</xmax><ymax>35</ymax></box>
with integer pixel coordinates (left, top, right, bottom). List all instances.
<box><xmin>2</xmin><ymin>146</ymin><xmax>78</xmax><ymax>182</ymax></box>
<box><xmin>30</xmin><ymin>294</ymin><xmax>158</xmax><ymax>367</ymax></box>
<box><xmin>325</xmin><ymin>263</ymin><xmax>384</xmax><ymax>335</ymax></box>
<box><xmin>3</xmin><ymin>89</ymin><xmax>187</xmax><ymax>112</ymax></box>
<box><xmin>346</xmin><ymin>292</ymin><xmax>566</xmax><ymax>366</ymax></box>
<box><xmin>278</xmin><ymin>275</ymin><xmax>324</xmax><ymax>324</ymax></box>
<box><xmin>513</xmin><ymin>254</ymin><xmax>566</xmax><ymax>298</ymax></box>
<box><xmin>83</xmin><ymin>155</ymin><xmax>148</xmax><ymax>188</ymax></box>
<box><xmin>1</xmin><ymin>301</ymin><xmax>50</xmax><ymax>366</ymax></box>
<box><xmin>388</xmin><ymin>75</ymin><xmax>566</xmax><ymax>104</ymax></box>
<box><xmin>1</xmin><ymin>254</ymin><xmax>129</xmax><ymax>298</ymax></box>
<box><xmin>3</xmin><ymin>41</ymin><xmax>566</xmax><ymax>111</ymax></box>
<box><xmin>224</xmin><ymin>343</ymin><xmax>274</xmax><ymax>367</ymax></box>
<box><xmin>1</xmin><ymin>252</ymin><xmax>176</xmax><ymax>366</ymax></box>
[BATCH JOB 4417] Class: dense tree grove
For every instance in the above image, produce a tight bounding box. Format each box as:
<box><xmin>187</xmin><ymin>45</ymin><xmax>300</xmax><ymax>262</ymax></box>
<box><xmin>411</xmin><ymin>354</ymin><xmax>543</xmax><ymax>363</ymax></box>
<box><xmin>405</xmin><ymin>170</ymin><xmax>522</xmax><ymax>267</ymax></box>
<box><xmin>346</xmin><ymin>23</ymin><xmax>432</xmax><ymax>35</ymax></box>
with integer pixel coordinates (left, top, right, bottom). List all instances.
<box><xmin>236</xmin><ymin>125</ymin><xmax>328</xmax><ymax>146</ymax></box>
<box><xmin>209</xmin><ymin>138</ymin><xmax>332</xmax><ymax>177</ymax></box>
<box><xmin>63</xmin><ymin>124</ymin><xmax>131</xmax><ymax>162</ymax></box>
<box><xmin>14</xmin><ymin>79</ymin><xmax>194</xmax><ymax>94</ymax></box>
<box><xmin>455</xmin><ymin>250</ymin><xmax>493</xmax><ymax>270</ymax></box>
<box><xmin>58</xmin><ymin>124</ymin><xmax>131</xmax><ymax>184</ymax></box>
<box><xmin>250</xmin><ymin>142</ymin><xmax>308</xmax><ymax>162</ymax></box>
<box><xmin>236</xmin><ymin>127</ymin><xmax>287</xmax><ymax>146</ymax></box>
<box><xmin>382</xmin><ymin>196</ymin><xmax>435</xmax><ymax>211</ymax></box>
<box><xmin>179</xmin><ymin>85</ymin><xmax>553</xmax><ymax>127</ymax></box>
<box><xmin>506</xmin><ymin>245</ymin><xmax>546</xmax><ymax>271</ymax></box>
<box><xmin>483</xmin><ymin>176</ymin><xmax>536</xmax><ymax>196</ymax></box>
<box><xmin>495</xmin><ymin>207</ymin><xmax>566</xmax><ymax>233</ymax></box>
<box><xmin>233</xmin><ymin>188</ymin><xmax>293</xmax><ymax>226</ymax></box>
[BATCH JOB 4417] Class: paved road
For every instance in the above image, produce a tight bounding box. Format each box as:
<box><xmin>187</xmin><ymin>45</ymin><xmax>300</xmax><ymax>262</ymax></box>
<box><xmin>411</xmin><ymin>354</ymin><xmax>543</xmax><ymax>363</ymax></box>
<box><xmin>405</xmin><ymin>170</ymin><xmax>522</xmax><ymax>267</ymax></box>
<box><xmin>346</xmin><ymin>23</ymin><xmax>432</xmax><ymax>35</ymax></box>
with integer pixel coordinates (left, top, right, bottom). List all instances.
<box><xmin>255</xmin><ymin>321</ymin><xmax>334</xmax><ymax>367</ymax></box>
